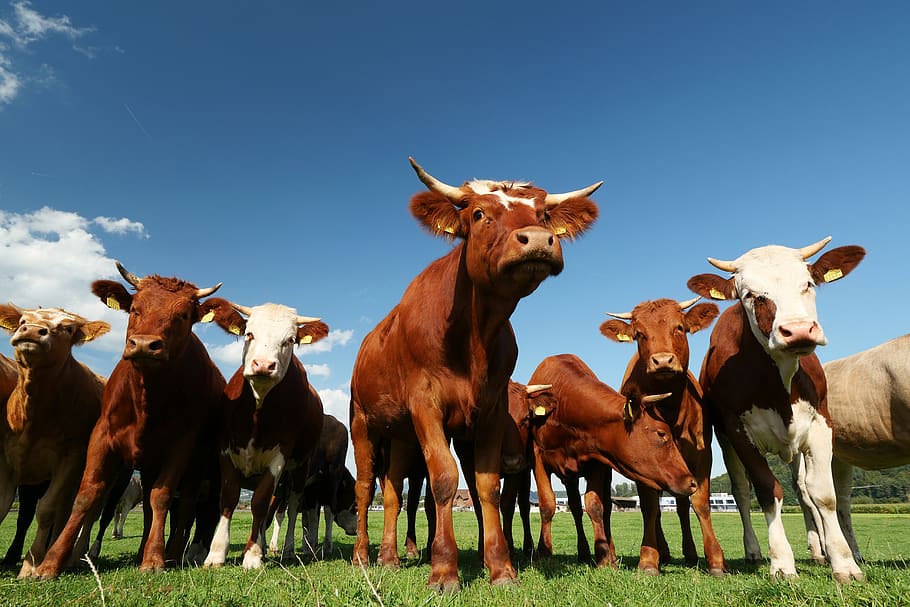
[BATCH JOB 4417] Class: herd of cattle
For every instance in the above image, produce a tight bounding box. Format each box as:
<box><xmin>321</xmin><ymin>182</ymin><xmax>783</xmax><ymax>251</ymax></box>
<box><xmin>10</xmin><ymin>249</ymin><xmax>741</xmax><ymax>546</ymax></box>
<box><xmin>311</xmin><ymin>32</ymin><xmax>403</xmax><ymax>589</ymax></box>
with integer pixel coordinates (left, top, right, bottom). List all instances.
<box><xmin>0</xmin><ymin>157</ymin><xmax>907</xmax><ymax>592</ymax></box>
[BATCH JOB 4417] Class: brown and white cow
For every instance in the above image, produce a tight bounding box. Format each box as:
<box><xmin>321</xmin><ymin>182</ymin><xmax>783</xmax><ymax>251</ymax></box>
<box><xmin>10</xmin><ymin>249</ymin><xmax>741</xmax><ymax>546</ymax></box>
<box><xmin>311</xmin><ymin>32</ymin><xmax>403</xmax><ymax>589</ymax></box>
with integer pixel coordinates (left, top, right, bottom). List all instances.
<box><xmin>687</xmin><ymin>237</ymin><xmax>865</xmax><ymax>582</ymax></box>
<box><xmin>350</xmin><ymin>158</ymin><xmax>600</xmax><ymax>591</ymax></box>
<box><xmin>197</xmin><ymin>299</ymin><xmax>327</xmax><ymax>569</ymax></box>
<box><xmin>601</xmin><ymin>297</ymin><xmax>726</xmax><ymax>576</ymax></box>
<box><xmin>790</xmin><ymin>334</ymin><xmax>910</xmax><ymax>564</ymax></box>
<box><xmin>528</xmin><ymin>354</ymin><xmax>697</xmax><ymax>567</ymax></box>
<box><xmin>0</xmin><ymin>305</ymin><xmax>109</xmax><ymax>578</ymax></box>
<box><xmin>33</xmin><ymin>263</ymin><xmax>226</xmax><ymax>578</ymax></box>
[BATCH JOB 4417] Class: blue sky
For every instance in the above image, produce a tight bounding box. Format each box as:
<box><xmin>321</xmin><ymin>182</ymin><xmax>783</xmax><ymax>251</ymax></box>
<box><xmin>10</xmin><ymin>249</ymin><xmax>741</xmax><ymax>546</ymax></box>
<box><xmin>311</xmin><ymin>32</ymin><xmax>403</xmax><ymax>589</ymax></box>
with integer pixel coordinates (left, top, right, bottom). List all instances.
<box><xmin>1</xmin><ymin>1</ymin><xmax>909</xmax><ymax>484</ymax></box>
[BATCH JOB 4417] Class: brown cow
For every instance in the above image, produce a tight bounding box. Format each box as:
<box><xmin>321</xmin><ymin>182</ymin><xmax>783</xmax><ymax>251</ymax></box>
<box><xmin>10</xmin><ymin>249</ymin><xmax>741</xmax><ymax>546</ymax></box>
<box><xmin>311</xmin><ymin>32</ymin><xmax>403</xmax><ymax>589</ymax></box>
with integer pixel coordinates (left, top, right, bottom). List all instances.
<box><xmin>528</xmin><ymin>354</ymin><xmax>697</xmax><ymax>567</ymax></box>
<box><xmin>0</xmin><ymin>305</ymin><xmax>109</xmax><ymax>578</ymax></box>
<box><xmin>32</xmin><ymin>263</ymin><xmax>226</xmax><ymax>578</ymax></box>
<box><xmin>601</xmin><ymin>296</ymin><xmax>726</xmax><ymax>576</ymax></box>
<box><xmin>350</xmin><ymin>158</ymin><xmax>600</xmax><ymax>591</ymax></box>
<box><xmin>687</xmin><ymin>237</ymin><xmax>865</xmax><ymax>582</ymax></box>
<box><xmin>198</xmin><ymin>299</ymin><xmax>328</xmax><ymax>569</ymax></box>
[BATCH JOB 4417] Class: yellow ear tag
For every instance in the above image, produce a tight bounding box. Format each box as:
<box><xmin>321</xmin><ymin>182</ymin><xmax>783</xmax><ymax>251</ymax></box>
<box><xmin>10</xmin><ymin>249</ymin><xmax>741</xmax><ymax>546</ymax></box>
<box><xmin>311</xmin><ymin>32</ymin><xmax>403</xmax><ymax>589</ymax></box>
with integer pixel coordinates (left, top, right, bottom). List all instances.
<box><xmin>228</xmin><ymin>325</ymin><xmax>241</xmax><ymax>336</ymax></box>
<box><xmin>444</xmin><ymin>225</ymin><xmax>455</xmax><ymax>234</ymax></box>
<box><xmin>534</xmin><ymin>405</ymin><xmax>547</xmax><ymax>417</ymax></box>
<box><xmin>106</xmin><ymin>296</ymin><xmax>121</xmax><ymax>311</ymax></box>
<box><xmin>824</xmin><ymin>268</ymin><xmax>844</xmax><ymax>283</ymax></box>
<box><xmin>0</xmin><ymin>318</ymin><xmax>15</xmax><ymax>331</ymax></box>
<box><xmin>624</xmin><ymin>400</ymin><xmax>634</xmax><ymax>419</ymax></box>
<box><xmin>200</xmin><ymin>310</ymin><xmax>215</xmax><ymax>323</ymax></box>
<box><xmin>301</xmin><ymin>335</ymin><xmax>313</xmax><ymax>345</ymax></box>
<box><xmin>709</xmin><ymin>288</ymin><xmax>726</xmax><ymax>300</ymax></box>
<box><xmin>617</xmin><ymin>333</ymin><xmax>633</xmax><ymax>342</ymax></box>
<box><xmin>553</xmin><ymin>226</ymin><xmax>567</xmax><ymax>236</ymax></box>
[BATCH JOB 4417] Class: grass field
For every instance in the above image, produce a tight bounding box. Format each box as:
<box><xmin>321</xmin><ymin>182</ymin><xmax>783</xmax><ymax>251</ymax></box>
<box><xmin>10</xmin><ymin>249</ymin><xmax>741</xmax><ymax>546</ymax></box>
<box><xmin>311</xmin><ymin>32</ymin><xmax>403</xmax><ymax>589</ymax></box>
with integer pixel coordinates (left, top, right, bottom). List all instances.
<box><xmin>1</xmin><ymin>508</ymin><xmax>908</xmax><ymax>607</ymax></box>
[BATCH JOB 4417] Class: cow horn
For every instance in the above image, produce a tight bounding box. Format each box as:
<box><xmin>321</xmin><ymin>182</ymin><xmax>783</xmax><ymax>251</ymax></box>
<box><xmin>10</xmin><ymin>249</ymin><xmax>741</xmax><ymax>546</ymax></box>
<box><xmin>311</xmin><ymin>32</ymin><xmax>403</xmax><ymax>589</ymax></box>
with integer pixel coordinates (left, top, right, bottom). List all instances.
<box><xmin>798</xmin><ymin>236</ymin><xmax>832</xmax><ymax>260</ymax></box>
<box><xmin>297</xmin><ymin>315</ymin><xmax>321</xmax><ymax>324</ymax></box>
<box><xmin>677</xmin><ymin>296</ymin><xmax>701</xmax><ymax>310</ymax></box>
<box><xmin>544</xmin><ymin>181</ymin><xmax>603</xmax><ymax>208</ymax></box>
<box><xmin>525</xmin><ymin>384</ymin><xmax>552</xmax><ymax>395</ymax></box>
<box><xmin>642</xmin><ymin>392</ymin><xmax>673</xmax><ymax>404</ymax></box>
<box><xmin>116</xmin><ymin>261</ymin><xmax>142</xmax><ymax>287</ymax></box>
<box><xmin>706</xmin><ymin>257</ymin><xmax>737</xmax><ymax>273</ymax></box>
<box><xmin>605</xmin><ymin>310</ymin><xmax>632</xmax><ymax>320</ymax></box>
<box><xmin>195</xmin><ymin>283</ymin><xmax>222</xmax><ymax>299</ymax></box>
<box><xmin>409</xmin><ymin>157</ymin><xmax>465</xmax><ymax>206</ymax></box>
<box><xmin>230</xmin><ymin>303</ymin><xmax>253</xmax><ymax>317</ymax></box>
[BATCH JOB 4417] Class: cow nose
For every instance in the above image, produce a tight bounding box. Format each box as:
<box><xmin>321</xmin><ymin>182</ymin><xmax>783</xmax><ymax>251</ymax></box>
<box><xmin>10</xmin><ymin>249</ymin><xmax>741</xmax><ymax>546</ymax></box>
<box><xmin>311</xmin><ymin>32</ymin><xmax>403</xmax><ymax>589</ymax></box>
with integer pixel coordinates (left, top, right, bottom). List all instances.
<box><xmin>515</xmin><ymin>228</ymin><xmax>555</xmax><ymax>249</ymax></box>
<box><xmin>251</xmin><ymin>359</ymin><xmax>277</xmax><ymax>375</ymax></box>
<box><xmin>778</xmin><ymin>321</ymin><xmax>820</xmax><ymax>346</ymax></box>
<box><xmin>13</xmin><ymin>325</ymin><xmax>48</xmax><ymax>341</ymax></box>
<box><xmin>650</xmin><ymin>353</ymin><xmax>677</xmax><ymax>370</ymax></box>
<box><xmin>124</xmin><ymin>335</ymin><xmax>166</xmax><ymax>358</ymax></box>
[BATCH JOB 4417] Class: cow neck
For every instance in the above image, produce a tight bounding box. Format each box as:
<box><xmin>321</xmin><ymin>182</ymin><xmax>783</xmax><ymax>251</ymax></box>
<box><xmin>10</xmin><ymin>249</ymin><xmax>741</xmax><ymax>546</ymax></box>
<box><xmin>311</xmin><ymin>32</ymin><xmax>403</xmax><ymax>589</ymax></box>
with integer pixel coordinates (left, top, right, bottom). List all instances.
<box><xmin>247</xmin><ymin>355</ymin><xmax>304</xmax><ymax>410</ymax></box>
<box><xmin>7</xmin><ymin>355</ymin><xmax>75</xmax><ymax>433</ymax></box>
<box><xmin>733</xmin><ymin>303</ymin><xmax>801</xmax><ymax>392</ymax></box>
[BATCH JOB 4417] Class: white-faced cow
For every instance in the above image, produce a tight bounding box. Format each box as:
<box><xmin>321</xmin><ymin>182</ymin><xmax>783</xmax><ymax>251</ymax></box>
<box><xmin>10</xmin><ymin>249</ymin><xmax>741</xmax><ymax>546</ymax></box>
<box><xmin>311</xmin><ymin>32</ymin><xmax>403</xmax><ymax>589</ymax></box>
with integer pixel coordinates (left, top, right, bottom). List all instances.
<box><xmin>600</xmin><ymin>296</ymin><xmax>726</xmax><ymax>576</ymax></box>
<box><xmin>687</xmin><ymin>237</ymin><xmax>865</xmax><ymax>582</ymax></box>
<box><xmin>0</xmin><ymin>305</ymin><xmax>109</xmax><ymax>578</ymax></box>
<box><xmin>33</xmin><ymin>263</ymin><xmax>226</xmax><ymax>578</ymax></box>
<box><xmin>791</xmin><ymin>335</ymin><xmax>910</xmax><ymax>564</ymax></box>
<box><xmin>350</xmin><ymin>158</ymin><xmax>600</xmax><ymax>591</ymax></box>
<box><xmin>199</xmin><ymin>299</ymin><xmax>327</xmax><ymax>570</ymax></box>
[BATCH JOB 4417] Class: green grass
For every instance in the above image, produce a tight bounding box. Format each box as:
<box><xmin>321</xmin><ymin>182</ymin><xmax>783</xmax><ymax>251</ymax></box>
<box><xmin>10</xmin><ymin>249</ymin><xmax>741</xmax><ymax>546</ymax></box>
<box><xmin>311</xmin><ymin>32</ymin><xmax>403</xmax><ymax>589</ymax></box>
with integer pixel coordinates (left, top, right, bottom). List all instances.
<box><xmin>1</xmin><ymin>508</ymin><xmax>909</xmax><ymax>606</ymax></box>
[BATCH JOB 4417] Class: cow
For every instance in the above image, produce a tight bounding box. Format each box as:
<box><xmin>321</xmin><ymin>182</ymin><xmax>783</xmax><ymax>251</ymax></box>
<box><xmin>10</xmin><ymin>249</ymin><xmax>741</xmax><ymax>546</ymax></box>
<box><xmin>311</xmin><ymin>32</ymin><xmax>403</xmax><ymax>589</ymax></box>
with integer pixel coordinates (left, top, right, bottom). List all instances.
<box><xmin>266</xmin><ymin>414</ymin><xmax>357</xmax><ymax>561</ymax></box>
<box><xmin>687</xmin><ymin>236</ymin><xmax>865</xmax><ymax>582</ymax></box>
<box><xmin>0</xmin><ymin>304</ymin><xmax>110</xmax><ymax>578</ymax></box>
<box><xmin>527</xmin><ymin>354</ymin><xmax>697</xmax><ymax>567</ymax></box>
<box><xmin>600</xmin><ymin>296</ymin><xmax>727</xmax><ymax>576</ymax></box>
<box><xmin>32</xmin><ymin>263</ymin><xmax>226</xmax><ymax>578</ymax></box>
<box><xmin>198</xmin><ymin>299</ymin><xmax>328</xmax><ymax>570</ymax></box>
<box><xmin>349</xmin><ymin>158</ymin><xmax>600</xmax><ymax>591</ymax></box>
<box><xmin>790</xmin><ymin>335</ymin><xmax>910</xmax><ymax>564</ymax></box>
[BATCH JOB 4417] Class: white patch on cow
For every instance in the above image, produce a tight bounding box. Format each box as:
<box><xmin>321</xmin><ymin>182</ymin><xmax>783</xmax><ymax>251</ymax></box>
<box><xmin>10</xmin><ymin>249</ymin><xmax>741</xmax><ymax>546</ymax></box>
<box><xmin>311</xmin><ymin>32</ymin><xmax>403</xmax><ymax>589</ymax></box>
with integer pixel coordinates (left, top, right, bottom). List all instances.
<box><xmin>241</xmin><ymin>303</ymin><xmax>300</xmax><ymax>406</ymax></box>
<box><xmin>203</xmin><ymin>515</ymin><xmax>231</xmax><ymax>567</ymax></box>
<box><xmin>764</xmin><ymin>496</ymin><xmax>797</xmax><ymax>578</ymax></box>
<box><xmin>21</xmin><ymin>308</ymin><xmax>79</xmax><ymax>325</ymax></box>
<box><xmin>465</xmin><ymin>179</ymin><xmax>536</xmax><ymax>209</ymax></box>
<box><xmin>242</xmin><ymin>542</ymin><xmax>264</xmax><ymax>569</ymax></box>
<box><xmin>226</xmin><ymin>440</ymin><xmax>285</xmax><ymax>479</ymax></box>
<box><xmin>740</xmin><ymin>399</ymin><xmax>818</xmax><ymax>463</ymax></box>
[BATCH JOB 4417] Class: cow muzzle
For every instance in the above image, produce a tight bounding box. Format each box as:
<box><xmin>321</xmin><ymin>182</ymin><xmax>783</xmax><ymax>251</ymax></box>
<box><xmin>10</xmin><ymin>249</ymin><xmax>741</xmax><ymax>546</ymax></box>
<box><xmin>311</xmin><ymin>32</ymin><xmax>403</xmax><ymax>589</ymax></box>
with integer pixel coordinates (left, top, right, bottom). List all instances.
<box><xmin>500</xmin><ymin>227</ymin><xmax>564</xmax><ymax>280</ymax></box>
<box><xmin>647</xmin><ymin>352</ymin><xmax>684</xmax><ymax>378</ymax></box>
<box><xmin>501</xmin><ymin>453</ymin><xmax>527</xmax><ymax>475</ymax></box>
<box><xmin>11</xmin><ymin>325</ymin><xmax>50</xmax><ymax>351</ymax></box>
<box><xmin>777</xmin><ymin>320</ymin><xmax>825</xmax><ymax>354</ymax></box>
<box><xmin>123</xmin><ymin>334</ymin><xmax>167</xmax><ymax>362</ymax></box>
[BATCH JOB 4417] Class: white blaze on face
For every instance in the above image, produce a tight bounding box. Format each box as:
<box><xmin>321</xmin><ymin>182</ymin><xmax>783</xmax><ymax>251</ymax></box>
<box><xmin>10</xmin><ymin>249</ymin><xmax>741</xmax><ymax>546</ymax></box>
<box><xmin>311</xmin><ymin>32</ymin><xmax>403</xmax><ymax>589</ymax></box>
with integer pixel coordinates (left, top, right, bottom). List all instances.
<box><xmin>11</xmin><ymin>308</ymin><xmax>80</xmax><ymax>359</ymax></box>
<box><xmin>732</xmin><ymin>245</ymin><xmax>826</xmax><ymax>385</ymax></box>
<box><xmin>241</xmin><ymin>303</ymin><xmax>300</xmax><ymax>406</ymax></box>
<box><xmin>466</xmin><ymin>179</ymin><xmax>536</xmax><ymax>209</ymax></box>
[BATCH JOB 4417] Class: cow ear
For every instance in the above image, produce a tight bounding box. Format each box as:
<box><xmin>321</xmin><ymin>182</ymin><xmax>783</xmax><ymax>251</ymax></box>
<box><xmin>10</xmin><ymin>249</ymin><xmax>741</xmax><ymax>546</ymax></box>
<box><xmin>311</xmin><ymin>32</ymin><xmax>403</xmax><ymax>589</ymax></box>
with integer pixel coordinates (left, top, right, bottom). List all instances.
<box><xmin>687</xmin><ymin>274</ymin><xmax>736</xmax><ymax>301</ymax></box>
<box><xmin>528</xmin><ymin>392</ymin><xmax>555</xmax><ymax>423</ymax></box>
<box><xmin>410</xmin><ymin>192</ymin><xmax>468</xmax><ymax>240</ymax></box>
<box><xmin>297</xmin><ymin>321</ymin><xmax>329</xmax><ymax>345</ymax></box>
<box><xmin>74</xmin><ymin>321</ymin><xmax>111</xmax><ymax>344</ymax></box>
<box><xmin>600</xmin><ymin>319</ymin><xmax>634</xmax><ymax>343</ymax></box>
<box><xmin>809</xmin><ymin>245</ymin><xmax>866</xmax><ymax>285</ymax></box>
<box><xmin>92</xmin><ymin>281</ymin><xmax>132</xmax><ymax>312</ymax></box>
<box><xmin>684</xmin><ymin>303</ymin><xmax>720</xmax><ymax>334</ymax></box>
<box><xmin>622</xmin><ymin>398</ymin><xmax>638</xmax><ymax>423</ymax></box>
<box><xmin>0</xmin><ymin>303</ymin><xmax>22</xmax><ymax>333</ymax></box>
<box><xmin>545</xmin><ymin>197</ymin><xmax>599</xmax><ymax>240</ymax></box>
<box><xmin>198</xmin><ymin>298</ymin><xmax>246</xmax><ymax>335</ymax></box>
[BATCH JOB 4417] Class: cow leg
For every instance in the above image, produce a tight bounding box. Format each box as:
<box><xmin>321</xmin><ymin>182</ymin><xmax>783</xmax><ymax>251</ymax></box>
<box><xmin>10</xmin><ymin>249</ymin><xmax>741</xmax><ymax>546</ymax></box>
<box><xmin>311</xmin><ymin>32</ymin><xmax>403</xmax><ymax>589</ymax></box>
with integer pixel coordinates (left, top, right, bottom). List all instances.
<box><xmin>377</xmin><ymin>439</ymin><xmax>408</xmax><ymax>568</ymax></box>
<box><xmin>584</xmin><ymin>466</ymin><xmax>616</xmax><ymax>568</ymax></box>
<box><xmin>350</xmin><ymin>404</ymin><xmax>375</xmax><ymax>568</ymax></box>
<box><xmin>22</xmin><ymin>466</ymin><xmax>79</xmax><ymax>576</ymax></box>
<box><xmin>672</xmin><ymin>495</ymin><xmax>694</xmax><ymax>565</ymax></box>
<box><xmin>801</xmin><ymin>419</ymin><xmax>863</xmax><ymax>583</ymax></box>
<box><xmin>500</xmin><ymin>472</ymin><xmax>519</xmax><ymax>555</ymax></box>
<box><xmin>638</xmin><ymin>484</ymin><xmax>662</xmax><ymax>575</ymax></box>
<box><xmin>322</xmin><ymin>504</ymin><xmax>335</xmax><ymax>555</ymax></box>
<box><xmin>281</xmin><ymin>490</ymin><xmax>301</xmax><ymax>562</ymax></box>
<box><xmin>404</xmin><ymin>468</ymin><xmax>423</xmax><ymax>559</ymax></box>
<box><xmin>242</xmin><ymin>469</ymin><xmax>280</xmax><ymax>570</ymax></box>
<box><xmin>789</xmin><ymin>455</ymin><xmax>826</xmax><ymax>564</ymax></box>
<box><xmin>717</xmin><ymin>432</ymin><xmax>763</xmax><ymax>563</ymax></box>
<box><xmin>832</xmin><ymin>457</ymin><xmax>862</xmax><ymax>562</ymax></box>
<box><xmin>203</xmin><ymin>458</ymin><xmax>241</xmax><ymax>568</ymax></box>
<box><xmin>688</xmin><ymin>471</ymin><xmax>727</xmax><ymax>576</ymax></box>
<box><xmin>89</xmin><ymin>467</ymin><xmax>132</xmax><ymax>560</ymax></box>
<box><xmin>533</xmin><ymin>450</ymin><xmax>556</xmax><ymax>559</ymax></box>
<box><xmin>517</xmin><ymin>466</ymin><xmax>533</xmax><ymax>555</ymax></box>
<box><xmin>268</xmin><ymin>500</ymin><xmax>286</xmax><ymax>556</ymax></box>
<box><xmin>2</xmin><ymin>483</ymin><xmax>45</xmax><ymax>568</ymax></box>
<box><xmin>565</xmin><ymin>476</ymin><xmax>591</xmax><ymax>563</ymax></box>
<box><xmin>453</xmin><ymin>439</ymin><xmax>484</xmax><ymax>561</ymax></box>
<box><xmin>304</xmin><ymin>502</ymin><xmax>320</xmax><ymax>558</ymax></box>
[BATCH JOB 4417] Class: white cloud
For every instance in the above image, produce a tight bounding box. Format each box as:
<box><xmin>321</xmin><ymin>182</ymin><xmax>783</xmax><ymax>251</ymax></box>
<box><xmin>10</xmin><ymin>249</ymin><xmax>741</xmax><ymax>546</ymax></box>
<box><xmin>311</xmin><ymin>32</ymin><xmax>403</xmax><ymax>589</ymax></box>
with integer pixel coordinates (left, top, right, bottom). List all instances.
<box><xmin>204</xmin><ymin>339</ymin><xmax>243</xmax><ymax>372</ymax></box>
<box><xmin>0</xmin><ymin>51</ymin><xmax>19</xmax><ymax>104</ymax></box>
<box><xmin>303</xmin><ymin>362</ymin><xmax>330</xmax><ymax>378</ymax></box>
<box><xmin>299</xmin><ymin>328</ymin><xmax>354</xmax><ymax>355</ymax></box>
<box><xmin>94</xmin><ymin>216</ymin><xmax>148</xmax><ymax>238</ymax></box>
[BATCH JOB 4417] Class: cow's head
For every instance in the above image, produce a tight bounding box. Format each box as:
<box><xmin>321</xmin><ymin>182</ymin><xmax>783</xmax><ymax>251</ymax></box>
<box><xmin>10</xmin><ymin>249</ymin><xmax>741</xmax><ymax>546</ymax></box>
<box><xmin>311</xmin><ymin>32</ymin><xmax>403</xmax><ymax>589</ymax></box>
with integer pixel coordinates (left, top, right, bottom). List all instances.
<box><xmin>199</xmin><ymin>298</ymin><xmax>329</xmax><ymax>405</ymax></box>
<box><xmin>687</xmin><ymin>237</ymin><xmax>865</xmax><ymax>379</ymax></box>
<box><xmin>335</xmin><ymin>467</ymin><xmax>358</xmax><ymax>536</ymax></box>
<box><xmin>600</xmin><ymin>297</ymin><xmax>719</xmax><ymax>380</ymax></box>
<box><xmin>92</xmin><ymin>262</ymin><xmax>222</xmax><ymax>368</ymax></box>
<box><xmin>501</xmin><ymin>381</ymin><xmax>550</xmax><ymax>474</ymax></box>
<box><xmin>0</xmin><ymin>303</ymin><xmax>110</xmax><ymax>369</ymax></box>
<box><xmin>408</xmin><ymin>158</ymin><xmax>600</xmax><ymax>299</ymax></box>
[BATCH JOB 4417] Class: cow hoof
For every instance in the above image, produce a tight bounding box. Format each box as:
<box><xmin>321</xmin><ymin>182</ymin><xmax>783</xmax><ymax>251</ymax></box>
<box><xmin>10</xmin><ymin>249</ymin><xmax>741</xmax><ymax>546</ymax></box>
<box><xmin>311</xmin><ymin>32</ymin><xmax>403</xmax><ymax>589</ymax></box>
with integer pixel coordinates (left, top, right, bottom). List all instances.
<box><xmin>203</xmin><ymin>560</ymin><xmax>224</xmax><ymax>569</ymax></box>
<box><xmin>638</xmin><ymin>566</ymin><xmax>660</xmax><ymax>576</ymax></box>
<box><xmin>708</xmin><ymin>567</ymin><xmax>728</xmax><ymax>578</ymax></box>
<box><xmin>139</xmin><ymin>563</ymin><xmax>165</xmax><ymax>573</ymax></box>
<box><xmin>17</xmin><ymin>562</ymin><xmax>37</xmax><ymax>579</ymax></box>
<box><xmin>833</xmin><ymin>569</ymin><xmax>865</xmax><ymax>584</ymax></box>
<box><xmin>490</xmin><ymin>568</ymin><xmax>518</xmax><ymax>586</ymax></box>
<box><xmin>428</xmin><ymin>577</ymin><xmax>461</xmax><ymax>594</ymax></box>
<box><xmin>770</xmin><ymin>569</ymin><xmax>798</xmax><ymax>581</ymax></box>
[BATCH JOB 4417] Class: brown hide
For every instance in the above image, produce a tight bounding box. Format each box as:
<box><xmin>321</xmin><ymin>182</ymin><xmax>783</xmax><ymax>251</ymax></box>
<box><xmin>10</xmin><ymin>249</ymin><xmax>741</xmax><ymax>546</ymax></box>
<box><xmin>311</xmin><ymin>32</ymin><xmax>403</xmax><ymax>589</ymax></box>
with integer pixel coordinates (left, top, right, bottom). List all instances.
<box><xmin>350</xmin><ymin>161</ymin><xmax>599</xmax><ymax>590</ymax></box>
<box><xmin>33</xmin><ymin>269</ymin><xmax>226</xmax><ymax>578</ymax></box>
<box><xmin>528</xmin><ymin>354</ymin><xmax>696</xmax><ymax>567</ymax></box>
<box><xmin>0</xmin><ymin>305</ymin><xmax>108</xmax><ymax>577</ymax></box>
<box><xmin>604</xmin><ymin>299</ymin><xmax>726</xmax><ymax>576</ymax></box>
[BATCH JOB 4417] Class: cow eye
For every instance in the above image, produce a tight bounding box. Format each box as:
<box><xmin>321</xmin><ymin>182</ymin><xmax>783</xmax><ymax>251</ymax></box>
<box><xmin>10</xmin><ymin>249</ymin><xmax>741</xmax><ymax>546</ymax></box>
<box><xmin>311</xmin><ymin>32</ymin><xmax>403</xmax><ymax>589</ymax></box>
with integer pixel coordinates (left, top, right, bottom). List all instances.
<box><xmin>245</xmin><ymin>332</ymin><xmax>254</xmax><ymax>342</ymax></box>
<box><xmin>472</xmin><ymin>209</ymin><xmax>484</xmax><ymax>222</ymax></box>
<box><xmin>676</xmin><ymin>324</ymin><xmax>685</xmax><ymax>333</ymax></box>
<box><xmin>657</xmin><ymin>429</ymin><xmax>667</xmax><ymax>440</ymax></box>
